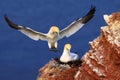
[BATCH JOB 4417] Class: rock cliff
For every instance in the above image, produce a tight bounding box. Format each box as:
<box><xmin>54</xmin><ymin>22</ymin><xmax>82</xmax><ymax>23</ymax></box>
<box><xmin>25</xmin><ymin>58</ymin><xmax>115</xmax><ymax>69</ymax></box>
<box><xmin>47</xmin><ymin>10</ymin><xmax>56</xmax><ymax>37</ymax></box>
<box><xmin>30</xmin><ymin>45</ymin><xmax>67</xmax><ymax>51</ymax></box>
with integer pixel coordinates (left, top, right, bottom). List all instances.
<box><xmin>37</xmin><ymin>11</ymin><xmax>120</xmax><ymax>80</ymax></box>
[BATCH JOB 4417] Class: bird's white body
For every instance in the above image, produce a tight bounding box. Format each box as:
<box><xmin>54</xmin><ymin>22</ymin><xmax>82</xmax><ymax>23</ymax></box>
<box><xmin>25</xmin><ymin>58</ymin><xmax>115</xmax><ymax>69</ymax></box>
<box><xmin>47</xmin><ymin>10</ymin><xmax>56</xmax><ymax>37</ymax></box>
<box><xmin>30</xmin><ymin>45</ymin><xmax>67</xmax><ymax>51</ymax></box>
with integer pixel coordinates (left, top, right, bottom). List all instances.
<box><xmin>60</xmin><ymin>49</ymin><xmax>79</xmax><ymax>63</ymax></box>
<box><xmin>46</xmin><ymin>32</ymin><xmax>58</xmax><ymax>49</ymax></box>
<box><xmin>60</xmin><ymin>44</ymin><xmax>79</xmax><ymax>63</ymax></box>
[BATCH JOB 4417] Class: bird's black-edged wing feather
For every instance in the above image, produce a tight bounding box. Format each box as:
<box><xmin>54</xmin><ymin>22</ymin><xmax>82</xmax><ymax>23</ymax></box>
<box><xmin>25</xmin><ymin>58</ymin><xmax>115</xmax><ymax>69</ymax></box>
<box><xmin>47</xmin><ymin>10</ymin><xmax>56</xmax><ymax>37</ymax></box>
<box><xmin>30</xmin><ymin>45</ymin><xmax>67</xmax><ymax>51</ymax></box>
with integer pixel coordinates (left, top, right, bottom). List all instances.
<box><xmin>4</xmin><ymin>15</ymin><xmax>47</xmax><ymax>41</ymax></box>
<box><xmin>59</xmin><ymin>6</ymin><xmax>96</xmax><ymax>39</ymax></box>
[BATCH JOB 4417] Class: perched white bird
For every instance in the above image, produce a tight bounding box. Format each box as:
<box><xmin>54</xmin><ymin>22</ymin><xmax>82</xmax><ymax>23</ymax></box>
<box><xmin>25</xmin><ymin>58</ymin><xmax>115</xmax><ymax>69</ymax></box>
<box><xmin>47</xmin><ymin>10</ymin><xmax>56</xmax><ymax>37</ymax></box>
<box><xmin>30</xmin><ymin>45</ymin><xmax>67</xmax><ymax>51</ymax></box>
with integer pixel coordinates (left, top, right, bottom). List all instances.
<box><xmin>60</xmin><ymin>44</ymin><xmax>79</xmax><ymax>63</ymax></box>
<box><xmin>4</xmin><ymin>6</ymin><xmax>95</xmax><ymax>52</ymax></box>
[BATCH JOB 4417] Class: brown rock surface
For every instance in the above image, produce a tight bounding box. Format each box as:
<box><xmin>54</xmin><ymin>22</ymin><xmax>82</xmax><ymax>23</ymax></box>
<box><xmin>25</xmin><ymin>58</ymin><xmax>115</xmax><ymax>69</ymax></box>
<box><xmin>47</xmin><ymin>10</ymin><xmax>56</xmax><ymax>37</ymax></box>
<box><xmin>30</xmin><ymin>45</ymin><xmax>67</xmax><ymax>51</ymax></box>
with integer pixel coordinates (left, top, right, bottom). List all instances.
<box><xmin>37</xmin><ymin>12</ymin><xmax>120</xmax><ymax>80</ymax></box>
<box><xmin>36</xmin><ymin>59</ymin><xmax>82</xmax><ymax>80</ymax></box>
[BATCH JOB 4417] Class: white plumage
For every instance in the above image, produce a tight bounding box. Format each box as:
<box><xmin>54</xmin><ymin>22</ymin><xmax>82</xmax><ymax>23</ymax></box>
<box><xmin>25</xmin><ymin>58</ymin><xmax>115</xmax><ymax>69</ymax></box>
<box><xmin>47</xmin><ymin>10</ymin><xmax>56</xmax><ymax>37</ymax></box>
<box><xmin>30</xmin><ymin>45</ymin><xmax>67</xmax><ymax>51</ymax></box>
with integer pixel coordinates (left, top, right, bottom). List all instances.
<box><xmin>60</xmin><ymin>44</ymin><xmax>79</xmax><ymax>63</ymax></box>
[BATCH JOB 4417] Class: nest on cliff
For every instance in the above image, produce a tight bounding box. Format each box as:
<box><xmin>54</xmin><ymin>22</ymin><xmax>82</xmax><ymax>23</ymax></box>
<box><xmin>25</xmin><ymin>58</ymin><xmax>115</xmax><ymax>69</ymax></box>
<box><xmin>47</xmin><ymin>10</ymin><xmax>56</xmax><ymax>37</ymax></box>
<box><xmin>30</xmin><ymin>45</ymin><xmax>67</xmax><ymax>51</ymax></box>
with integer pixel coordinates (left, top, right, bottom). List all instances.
<box><xmin>53</xmin><ymin>57</ymin><xmax>82</xmax><ymax>67</ymax></box>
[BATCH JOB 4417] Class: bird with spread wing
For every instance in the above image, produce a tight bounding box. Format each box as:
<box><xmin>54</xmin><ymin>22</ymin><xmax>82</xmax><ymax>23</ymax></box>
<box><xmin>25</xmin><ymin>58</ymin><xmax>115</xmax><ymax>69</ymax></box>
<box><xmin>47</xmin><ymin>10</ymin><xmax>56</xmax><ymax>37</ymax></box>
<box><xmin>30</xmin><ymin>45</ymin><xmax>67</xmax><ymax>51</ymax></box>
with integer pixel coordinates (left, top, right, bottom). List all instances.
<box><xmin>4</xmin><ymin>6</ymin><xmax>96</xmax><ymax>52</ymax></box>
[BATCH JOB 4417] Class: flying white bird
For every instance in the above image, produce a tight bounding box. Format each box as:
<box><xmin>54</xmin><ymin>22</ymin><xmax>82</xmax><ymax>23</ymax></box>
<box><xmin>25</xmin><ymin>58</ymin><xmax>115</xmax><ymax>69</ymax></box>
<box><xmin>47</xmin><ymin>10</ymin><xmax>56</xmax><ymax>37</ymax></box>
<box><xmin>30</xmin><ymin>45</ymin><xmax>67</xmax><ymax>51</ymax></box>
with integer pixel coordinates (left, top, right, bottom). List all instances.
<box><xmin>60</xmin><ymin>44</ymin><xmax>79</xmax><ymax>63</ymax></box>
<box><xmin>4</xmin><ymin>6</ymin><xmax>95</xmax><ymax>52</ymax></box>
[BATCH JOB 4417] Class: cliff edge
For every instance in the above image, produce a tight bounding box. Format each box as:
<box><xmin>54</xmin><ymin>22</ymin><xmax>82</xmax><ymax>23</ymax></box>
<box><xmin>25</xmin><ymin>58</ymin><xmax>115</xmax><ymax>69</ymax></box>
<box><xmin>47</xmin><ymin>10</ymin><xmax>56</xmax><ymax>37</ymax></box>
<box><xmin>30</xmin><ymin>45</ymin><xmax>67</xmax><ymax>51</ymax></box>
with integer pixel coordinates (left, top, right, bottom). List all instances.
<box><xmin>37</xmin><ymin>11</ymin><xmax>120</xmax><ymax>80</ymax></box>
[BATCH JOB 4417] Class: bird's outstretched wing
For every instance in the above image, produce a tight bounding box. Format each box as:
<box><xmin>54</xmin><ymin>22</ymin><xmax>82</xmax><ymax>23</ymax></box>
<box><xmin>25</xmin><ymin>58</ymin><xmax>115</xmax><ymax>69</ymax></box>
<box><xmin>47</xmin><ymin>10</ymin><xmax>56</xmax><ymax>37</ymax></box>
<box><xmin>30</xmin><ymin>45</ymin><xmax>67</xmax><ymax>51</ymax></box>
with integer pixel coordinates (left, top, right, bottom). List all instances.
<box><xmin>59</xmin><ymin>6</ymin><xmax>96</xmax><ymax>39</ymax></box>
<box><xmin>4</xmin><ymin>15</ymin><xmax>47</xmax><ymax>41</ymax></box>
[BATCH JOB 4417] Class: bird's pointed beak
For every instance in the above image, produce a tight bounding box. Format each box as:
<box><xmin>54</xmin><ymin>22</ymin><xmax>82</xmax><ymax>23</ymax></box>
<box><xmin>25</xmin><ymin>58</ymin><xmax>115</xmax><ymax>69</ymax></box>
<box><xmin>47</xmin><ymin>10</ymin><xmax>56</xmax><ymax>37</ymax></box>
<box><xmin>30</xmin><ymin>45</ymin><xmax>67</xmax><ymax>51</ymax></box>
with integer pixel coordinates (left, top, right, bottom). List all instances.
<box><xmin>65</xmin><ymin>47</ymin><xmax>71</xmax><ymax>51</ymax></box>
<box><xmin>66</xmin><ymin>48</ymin><xmax>69</xmax><ymax>51</ymax></box>
<box><xmin>53</xmin><ymin>32</ymin><xmax>58</xmax><ymax>35</ymax></box>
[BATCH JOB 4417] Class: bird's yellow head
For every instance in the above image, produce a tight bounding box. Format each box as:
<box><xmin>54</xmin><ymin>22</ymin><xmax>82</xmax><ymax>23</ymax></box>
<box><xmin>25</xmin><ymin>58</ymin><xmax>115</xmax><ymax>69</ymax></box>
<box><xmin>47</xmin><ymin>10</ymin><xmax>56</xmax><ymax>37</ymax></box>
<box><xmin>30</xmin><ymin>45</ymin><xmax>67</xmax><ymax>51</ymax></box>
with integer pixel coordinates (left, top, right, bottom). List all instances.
<box><xmin>49</xmin><ymin>26</ymin><xmax>59</xmax><ymax>33</ymax></box>
<box><xmin>64</xmin><ymin>44</ymin><xmax>71</xmax><ymax>50</ymax></box>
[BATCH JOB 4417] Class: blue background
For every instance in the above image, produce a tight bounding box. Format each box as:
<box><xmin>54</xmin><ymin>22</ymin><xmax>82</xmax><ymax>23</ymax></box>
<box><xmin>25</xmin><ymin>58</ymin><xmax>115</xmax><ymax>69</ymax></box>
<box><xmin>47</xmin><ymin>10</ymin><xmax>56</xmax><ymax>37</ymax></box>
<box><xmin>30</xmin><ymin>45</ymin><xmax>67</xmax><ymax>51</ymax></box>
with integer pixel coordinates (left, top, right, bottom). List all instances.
<box><xmin>0</xmin><ymin>0</ymin><xmax>120</xmax><ymax>80</ymax></box>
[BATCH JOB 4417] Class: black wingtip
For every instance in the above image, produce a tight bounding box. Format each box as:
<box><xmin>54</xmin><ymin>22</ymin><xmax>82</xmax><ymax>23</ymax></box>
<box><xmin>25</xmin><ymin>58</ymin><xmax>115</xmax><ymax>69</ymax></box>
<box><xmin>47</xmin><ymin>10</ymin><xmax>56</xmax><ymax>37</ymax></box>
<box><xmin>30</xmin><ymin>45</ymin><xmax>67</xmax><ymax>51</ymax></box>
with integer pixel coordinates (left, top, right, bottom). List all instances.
<box><xmin>4</xmin><ymin>15</ymin><xmax>21</xmax><ymax>30</ymax></box>
<box><xmin>90</xmin><ymin>5</ymin><xmax>96</xmax><ymax>15</ymax></box>
<box><xmin>81</xmin><ymin>5</ymin><xmax>96</xmax><ymax>23</ymax></box>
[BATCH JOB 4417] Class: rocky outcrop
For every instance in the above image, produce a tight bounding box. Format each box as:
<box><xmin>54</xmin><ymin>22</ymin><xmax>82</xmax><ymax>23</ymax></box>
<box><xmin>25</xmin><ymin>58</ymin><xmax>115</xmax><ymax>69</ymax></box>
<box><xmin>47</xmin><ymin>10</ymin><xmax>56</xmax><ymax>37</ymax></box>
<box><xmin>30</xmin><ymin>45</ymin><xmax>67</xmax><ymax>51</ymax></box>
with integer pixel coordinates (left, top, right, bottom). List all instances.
<box><xmin>78</xmin><ymin>12</ymin><xmax>120</xmax><ymax>80</ymax></box>
<box><xmin>37</xmin><ymin>12</ymin><xmax>120</xmax><ymax>80</ymax></box>
<box><xmin>36</xmin><ymin>58</ymin><xmax>82</xmax><ymax>80</ymax></box>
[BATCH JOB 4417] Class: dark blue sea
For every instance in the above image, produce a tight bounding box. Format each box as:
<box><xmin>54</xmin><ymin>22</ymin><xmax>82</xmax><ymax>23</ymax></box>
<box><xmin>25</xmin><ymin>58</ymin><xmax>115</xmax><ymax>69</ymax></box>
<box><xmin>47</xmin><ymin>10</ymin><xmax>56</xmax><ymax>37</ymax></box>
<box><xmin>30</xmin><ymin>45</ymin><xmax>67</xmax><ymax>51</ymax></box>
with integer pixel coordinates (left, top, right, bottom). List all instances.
<box><xmin>0</xmin><ymin>0</ymin><xmax>120</xmax><ymax>80</ymax></box>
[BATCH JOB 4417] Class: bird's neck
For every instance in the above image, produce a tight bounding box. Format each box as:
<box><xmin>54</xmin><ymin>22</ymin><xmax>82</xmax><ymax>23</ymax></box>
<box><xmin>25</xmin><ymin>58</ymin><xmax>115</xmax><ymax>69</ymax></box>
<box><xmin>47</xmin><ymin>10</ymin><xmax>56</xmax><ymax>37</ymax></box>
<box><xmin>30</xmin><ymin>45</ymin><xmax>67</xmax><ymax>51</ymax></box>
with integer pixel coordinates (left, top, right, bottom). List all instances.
<box><xmin>47</xmin><ymin>32</ymin><xmax>58</xmax><ymax>38</ymax></box>
<box><xmin>63</xmin><ymin>49</ymin><xmax>70</xmax><ymax>56</ymax></box>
